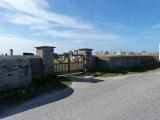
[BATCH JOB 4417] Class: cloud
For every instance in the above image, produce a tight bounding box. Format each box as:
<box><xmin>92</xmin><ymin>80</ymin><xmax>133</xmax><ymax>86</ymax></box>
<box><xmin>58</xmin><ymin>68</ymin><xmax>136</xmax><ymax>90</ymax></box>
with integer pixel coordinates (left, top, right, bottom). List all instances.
<box><xmin>0</xmin><ymin>0</ymin><xmax>121</xmax><ymax>41</ymax></box>
<box><xmin>0</xmin><ymin>31</ymin><xmax>125</xmax><ymax>55</ymax></box>
<box><xmin>0</xmin><ymin>0</ymin><xmax>93</xmax><ymax>29</ymax></box>
<box><xmin>103</xmin><ymin>22</ymin><xmax>132</xmax><ymax>30</ymax></box>
<box><xmin>46</xmin><ymin>29</ymin><xmax>121</xmax><ymax>40</ymax></box>
<box><xmin>0</xmin><ymin>33</ymin><xmax>54</xmax><ymax>55</ymax></box>
<box><xmin>150</xmin><ymin>24</ymin><xmax>160</xmax><ymax>29</ymax></box>
<box><xmin>7</xmin><ymin>13</ymin><xmax>50</xmax><ymax>30</ymax></box>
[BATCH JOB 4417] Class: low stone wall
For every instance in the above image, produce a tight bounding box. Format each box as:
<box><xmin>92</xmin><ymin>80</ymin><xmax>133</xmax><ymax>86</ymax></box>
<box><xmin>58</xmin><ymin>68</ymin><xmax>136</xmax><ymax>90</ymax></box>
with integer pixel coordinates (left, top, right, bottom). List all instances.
<box><xmin>0</xmin><ymin>46</ymin><xmax>55</xmax><ymax>93</ymax></box>
<box><xmin>96</xmin><ymin>55</ymin><xmax>159</xmax><ymax>71</ymax></box>
<box><xmin>26</xmin><ymin>56</ymin><xmax>43</xmax><ymax>81</ymax></box>
<box><xmin>0</xmin><ymin>56</ymin><xmax>32</xmax><ymax>92</ymax></box>
<box><xmin>91</xmin><ymin>56</ymin><xmax>96</xmax><ymax>71</ymax></box>
<box><xmin>0</xmin><ymin>45</ymin><xmax>159</xmax><ymax>93</ymax></box>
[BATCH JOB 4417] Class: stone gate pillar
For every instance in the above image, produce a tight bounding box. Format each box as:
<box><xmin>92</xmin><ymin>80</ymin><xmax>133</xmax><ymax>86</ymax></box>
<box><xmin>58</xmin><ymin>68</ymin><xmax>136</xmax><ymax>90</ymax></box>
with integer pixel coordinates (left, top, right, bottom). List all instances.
<box><xmin>35</xmin><ymin>46</ymin><xmax>55</xmax><ymax>78</ymax></box>
<box><xmin>78</xmin><ymin>48</ymin><xmax>94</xmax><ymax>72</ymax></box>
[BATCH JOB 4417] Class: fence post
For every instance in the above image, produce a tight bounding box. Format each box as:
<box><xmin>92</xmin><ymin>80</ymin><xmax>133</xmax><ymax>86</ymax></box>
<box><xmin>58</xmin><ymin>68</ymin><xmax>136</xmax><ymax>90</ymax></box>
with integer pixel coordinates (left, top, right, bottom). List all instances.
<box><xmin>35</xmin><ymin>46</ymin><xmax>56</xmax><ymax>78</ymax></box>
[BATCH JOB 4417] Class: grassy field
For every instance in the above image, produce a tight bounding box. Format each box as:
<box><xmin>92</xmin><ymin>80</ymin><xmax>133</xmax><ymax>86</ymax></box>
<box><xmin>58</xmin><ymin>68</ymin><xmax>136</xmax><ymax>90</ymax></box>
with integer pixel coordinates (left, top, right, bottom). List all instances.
<box><xmin>0</xmin><ymin>76</ymin><xmax>71</xmax><ymax>109</ymax></box>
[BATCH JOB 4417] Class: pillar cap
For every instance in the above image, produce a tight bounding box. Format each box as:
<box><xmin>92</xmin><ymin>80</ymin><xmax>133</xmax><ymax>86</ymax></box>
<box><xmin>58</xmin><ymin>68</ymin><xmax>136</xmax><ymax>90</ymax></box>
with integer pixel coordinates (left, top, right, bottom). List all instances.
<box><xmin>78</xmin><ymin>48</ymin><xmax>93</xmax><ymax>51</ymax></box>
<box><xmin>35</xmin><ymin>46</ymin><xmax>56</xmax><ymax>49</ymax></box>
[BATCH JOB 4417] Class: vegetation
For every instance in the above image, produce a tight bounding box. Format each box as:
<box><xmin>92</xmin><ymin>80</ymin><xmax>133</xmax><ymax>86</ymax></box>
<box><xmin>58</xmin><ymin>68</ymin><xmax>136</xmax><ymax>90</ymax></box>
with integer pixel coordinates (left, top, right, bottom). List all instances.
<box><xmin>76</xmin><ymin>71</ymin><xmax>127</xmax><ymax>77</ymax></box>
<box><xmin>77</xmin><ymin>63</ymin><xmax>160</xmax><ymax>77</ymax></box>
<box><xmin>0</xmin><ymin>76</ymin><xmax>71</xmax><ymax>108</ymax></box>
<box><xmin>129</xmin><ymin>61</ymin><xmax>160</xmax><ymax>72</ymax></box>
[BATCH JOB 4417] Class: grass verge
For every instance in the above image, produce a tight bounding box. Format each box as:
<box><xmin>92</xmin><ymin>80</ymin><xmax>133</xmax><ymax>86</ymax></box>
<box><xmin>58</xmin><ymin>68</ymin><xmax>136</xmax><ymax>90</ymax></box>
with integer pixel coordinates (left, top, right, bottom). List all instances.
<box><xmin>77</xmin><ymin>63</ymin><xmax>160</xmax><ymax>77</ymax></box>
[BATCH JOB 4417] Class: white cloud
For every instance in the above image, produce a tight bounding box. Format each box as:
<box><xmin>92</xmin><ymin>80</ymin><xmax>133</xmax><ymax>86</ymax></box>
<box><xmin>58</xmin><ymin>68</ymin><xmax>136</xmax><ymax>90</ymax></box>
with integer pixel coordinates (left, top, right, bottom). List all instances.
<box><xmin>103</xmin><ymin>22</ymin><xmax>132</xmax><ymax>30</ymax></box>
<box><xmin>46</xmin><ymin>29</ymin><xmax>121</xmax><ymax>40</ymax></box>
<box><xmin>0</xmin><ymin>33</ymin><xmax>54</xmax><ymax>55</ymax></box>
<box><xmin>7</xmin><ymin>13</ymin><xmax>50</xmax><ymax>30</ymax></box>
<box><xmin>151</xmin><ymin>24</ymin><xmax>160</xmax><ymax>29</ymax></box>
<box><xmin>0</xmin><ymin>0</ymin><xmax>93</xmax><ymax>29</ymax></box>
<box><xmin>0</xmin><ymin>0</ymin><xmax>122</xmax><ymax>41</ymax></box>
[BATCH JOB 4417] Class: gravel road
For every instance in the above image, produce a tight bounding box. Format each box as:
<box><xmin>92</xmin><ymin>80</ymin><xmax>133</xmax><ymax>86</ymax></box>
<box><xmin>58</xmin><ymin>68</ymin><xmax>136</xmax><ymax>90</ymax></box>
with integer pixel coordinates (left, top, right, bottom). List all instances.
<box><xmin>1</xmin><ymin>71</ymin><xmax>160</xmax><ymax>120</ymax></box>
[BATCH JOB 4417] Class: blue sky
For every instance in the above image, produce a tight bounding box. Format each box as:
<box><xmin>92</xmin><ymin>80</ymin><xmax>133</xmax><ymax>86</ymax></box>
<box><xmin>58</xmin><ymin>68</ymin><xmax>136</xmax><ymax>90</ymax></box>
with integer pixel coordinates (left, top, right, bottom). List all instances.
<box><xmin>0</xmin><ymin>0</ymin><xmax>159</xmax><ymax>54</ymax></box>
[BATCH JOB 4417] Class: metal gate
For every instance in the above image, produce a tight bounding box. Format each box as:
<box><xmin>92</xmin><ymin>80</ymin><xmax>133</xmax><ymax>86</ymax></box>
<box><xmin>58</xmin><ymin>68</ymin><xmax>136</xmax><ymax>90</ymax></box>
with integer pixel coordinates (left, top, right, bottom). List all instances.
<box><xmin>54</xmin><ymin>52</ymin><xmax>84</xmax><ymax>74</ymax></box>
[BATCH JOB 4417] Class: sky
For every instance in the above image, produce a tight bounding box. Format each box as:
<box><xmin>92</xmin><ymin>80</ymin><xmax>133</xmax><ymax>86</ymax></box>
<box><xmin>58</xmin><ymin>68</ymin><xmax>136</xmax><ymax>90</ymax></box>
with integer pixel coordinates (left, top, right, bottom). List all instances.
<box><xmin>0</xmin><ymin>0</ymin><xmax>159</xmax><ymax>55</ymax></box>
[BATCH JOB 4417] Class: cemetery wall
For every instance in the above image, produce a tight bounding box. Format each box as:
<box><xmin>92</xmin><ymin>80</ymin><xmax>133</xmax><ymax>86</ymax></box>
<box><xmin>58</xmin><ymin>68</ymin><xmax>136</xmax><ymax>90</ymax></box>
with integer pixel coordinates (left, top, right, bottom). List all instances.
<box><xmin>96</xmin><ymin>55</ymin><xmax>159</xmax><ymax>71</ymax></box>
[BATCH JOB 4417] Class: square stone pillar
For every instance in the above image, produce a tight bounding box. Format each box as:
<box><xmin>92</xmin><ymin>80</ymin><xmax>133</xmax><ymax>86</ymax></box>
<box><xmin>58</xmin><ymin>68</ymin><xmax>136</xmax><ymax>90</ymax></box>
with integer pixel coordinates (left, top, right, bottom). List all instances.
<box><xmin>35</xmin><ymin>46</ymin><xmax>55</xmax><ymax>78</ymax></box>
<box><xmin>78</xmin><ymin>48</ymin><xmax>94</xmax><ymax>72</ymax></box>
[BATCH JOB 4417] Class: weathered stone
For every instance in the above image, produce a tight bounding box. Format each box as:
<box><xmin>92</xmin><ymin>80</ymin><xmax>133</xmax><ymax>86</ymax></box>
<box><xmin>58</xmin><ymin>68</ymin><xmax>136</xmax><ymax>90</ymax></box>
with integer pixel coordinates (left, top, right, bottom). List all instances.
<box><xmin>35</xmin><ymin>46</ymin><xmax>55</xmax><ymax>78</ymax></box>
<box><xmin>78</xmin><ymin>48</ymin><xmax>95</xmax><ymax>72</ymax></box>
<box><xmin>96</xmin><ymin>56</ymin><xmax>159</xmax><ymax>71</ymax></box>
<box><xmin>0</xmin><ymin>56</ymin><xmax>32</xmax><ymax>92</ymax></box>
<box><xmin>26</xmin><ymin>56</ymin><xmax>43</xmax><ymax>81</ymax></box>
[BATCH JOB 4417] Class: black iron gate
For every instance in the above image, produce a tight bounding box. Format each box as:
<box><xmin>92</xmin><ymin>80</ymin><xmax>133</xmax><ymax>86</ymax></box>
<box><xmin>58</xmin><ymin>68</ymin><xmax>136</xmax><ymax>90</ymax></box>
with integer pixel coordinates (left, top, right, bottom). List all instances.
<box><xmin>54</xmin><ymin>52</ymin><xmax>85</xmax><ymax>74</ymax></box>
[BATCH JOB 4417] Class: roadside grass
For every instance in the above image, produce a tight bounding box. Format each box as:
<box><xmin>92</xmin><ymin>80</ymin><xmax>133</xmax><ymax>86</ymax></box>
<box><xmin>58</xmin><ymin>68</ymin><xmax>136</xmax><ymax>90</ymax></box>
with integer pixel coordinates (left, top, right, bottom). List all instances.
<box><xmin>76</xmin><ymin>71</ymin><xmax>127</xmax><ymax>77</ymax></box>
<box><xmin>0</xmin><ymin>76</ymin><xmax>71</xmax><ymax>109</ymax></box>
<box><xmin>77</xmin><ymin>63</ymin><xmax>160</xmax><ymax>77</ymax></box>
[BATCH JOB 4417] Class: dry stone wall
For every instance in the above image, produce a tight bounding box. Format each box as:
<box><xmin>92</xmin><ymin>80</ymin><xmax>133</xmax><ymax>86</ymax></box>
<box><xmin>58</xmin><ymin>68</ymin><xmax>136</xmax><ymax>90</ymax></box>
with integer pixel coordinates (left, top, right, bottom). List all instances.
<box><xmin>26</xmin><ymin>56</ymin><xmax>43</xmax><ymax>81</ymax></box>
<box><xmin>96</xmin><ymin>55</ymin><xmax>159</xmax><ymax>71</ymax></box>
<box><xmin>0</xmin><ymin>56</ymin><xmax>32</xmax><ymax>92</ymax></box>
<box><xmin>0</xmin><ymin>46</ymin><xmax>159</xmax><ymax>93</ymax></box>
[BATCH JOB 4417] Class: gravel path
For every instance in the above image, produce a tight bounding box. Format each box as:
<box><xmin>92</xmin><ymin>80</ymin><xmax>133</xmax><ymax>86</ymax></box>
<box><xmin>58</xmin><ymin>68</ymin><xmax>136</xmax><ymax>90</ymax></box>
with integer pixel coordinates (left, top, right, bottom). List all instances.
<box><xmin>1</xmin><ymin>71</ymin><xmax>160</xmax><ymax>120</ymax></box>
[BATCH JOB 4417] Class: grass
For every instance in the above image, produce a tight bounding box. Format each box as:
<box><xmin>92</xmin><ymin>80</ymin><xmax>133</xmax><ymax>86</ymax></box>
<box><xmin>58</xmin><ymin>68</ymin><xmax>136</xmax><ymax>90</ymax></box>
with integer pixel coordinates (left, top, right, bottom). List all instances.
<box><xmin>0</xmin><ymin>76</ymin><xmax>72</xmax><ymax>109</ymax></box>
<box><xmin>77</xmin><ymin>63</ymin><xmax>160</xmax><ymax>77</ymax></box>
<box><xmin>76</xmin><ymin>71</ymin><xmax>127</xmax><ymax>77</ymax></box>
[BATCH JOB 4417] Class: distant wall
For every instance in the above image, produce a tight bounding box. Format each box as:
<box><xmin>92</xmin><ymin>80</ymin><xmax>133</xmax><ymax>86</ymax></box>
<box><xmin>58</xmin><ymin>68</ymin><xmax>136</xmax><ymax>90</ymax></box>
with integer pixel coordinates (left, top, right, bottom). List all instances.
<box><xmin>0</xmin><ymin>56</ymin><xmax>32</xmax><ymax>92</ymax></box>
<box><xmin>91</xmin><ymin>56</ymin><xmax>96</xmax><ymax>71</ymax></box>
<box><xmin>96</xmin><ymin>55</ymin><xmax>159</xmax><ymax>71</ymax></box>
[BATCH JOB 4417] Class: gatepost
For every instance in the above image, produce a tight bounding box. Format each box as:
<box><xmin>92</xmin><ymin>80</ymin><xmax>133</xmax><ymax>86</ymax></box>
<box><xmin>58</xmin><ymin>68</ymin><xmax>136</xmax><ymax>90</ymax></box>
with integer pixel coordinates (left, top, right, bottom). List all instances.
<box><xmin>78</xmin><ymin>48</ymin><xmax>94</xmax><ymax>72</ymax></box>
<box><xmin>35</xmin><ymin>46</ymin><xmax>55</xmax><ymax>78</ymax></box>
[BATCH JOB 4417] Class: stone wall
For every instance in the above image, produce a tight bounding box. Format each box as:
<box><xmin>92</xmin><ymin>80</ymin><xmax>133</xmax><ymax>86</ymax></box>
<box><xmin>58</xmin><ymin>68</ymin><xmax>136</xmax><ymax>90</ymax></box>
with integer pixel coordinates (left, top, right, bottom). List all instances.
<box><xmin>26</xmin><ymin>56</ymin><xmax>43</xmax><ymax>81</ymax></box>
<box><xmin>0</xmin><ymin>56</ymin><xmax>32</xmax><ymax>92</ymax></box>
<box><xmin>78</xmin><ymin>48</ymin><xmax>95</xmax><ymax>72</ymax></box>
<box><xmin>96</xmin><ymin>55</ymin><xmax>159</xmax><ymax>71</ymax></box>
<box><xmin>36</xmin><ymin>46</ymin><xmax>55</xmax><ymax>77</ymax></box>
<box><xmin>91</xmin><ymin>56</ymin><xmax>96</xmax><ymax>71</ymax></box>
<box><xmin>0</xmin><ymin>45</ymin><xmax>159</xmax><ymax>92</ymax></box>
<box><xmin>0</xmin><ymin>46</ymin><xmax>55</xmax><ymax>92</ymax></box>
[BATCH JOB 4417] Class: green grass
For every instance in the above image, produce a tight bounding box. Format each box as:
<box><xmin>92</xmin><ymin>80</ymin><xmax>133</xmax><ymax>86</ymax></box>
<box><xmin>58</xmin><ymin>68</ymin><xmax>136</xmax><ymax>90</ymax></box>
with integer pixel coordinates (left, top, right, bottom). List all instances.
<box><xmin>76</xmin><ymin>69</ymin><xmax>160</xmax><ymax>78</ymax></box>
<box><xmin>76</xmin><ymin>63</ymin><xmax>160</xmax><ymax>77</ymax></box>
<box><xmin>0</xmin><ymin>76</ymin><xmax>71</xmax><ymax>109</ymax></box>
<box><xmin>77</xmin><ymin>71</ymin><xmax>127</xmax><ymax>77</ymax></box>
